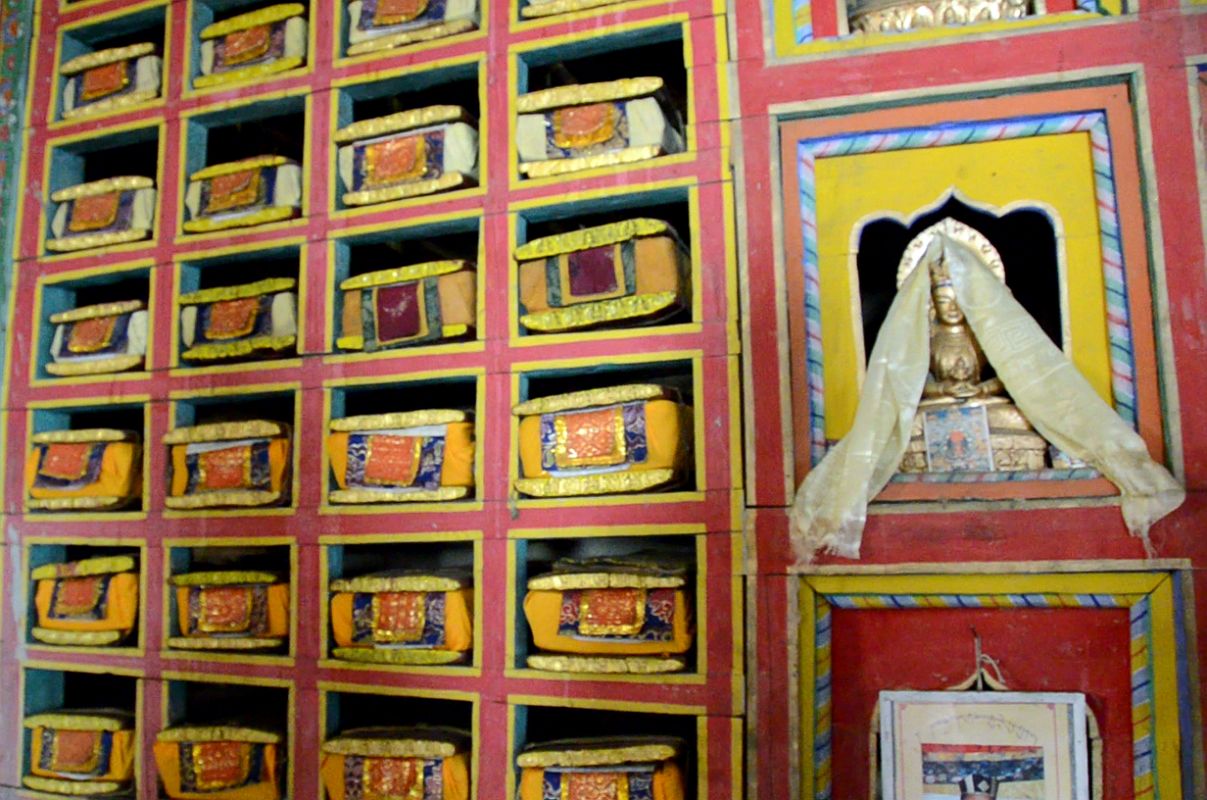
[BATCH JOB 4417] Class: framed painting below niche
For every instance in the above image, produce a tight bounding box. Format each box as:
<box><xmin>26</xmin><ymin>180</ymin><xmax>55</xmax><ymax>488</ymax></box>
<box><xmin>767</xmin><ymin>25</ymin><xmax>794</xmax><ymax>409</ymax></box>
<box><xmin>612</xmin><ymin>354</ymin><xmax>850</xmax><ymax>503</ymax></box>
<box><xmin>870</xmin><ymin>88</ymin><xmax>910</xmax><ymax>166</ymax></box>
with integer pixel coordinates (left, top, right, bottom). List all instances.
<box><xmin>879</xmin><ymin>691</ymin><xmax>1090</xmax><ymax>800</ymax></box>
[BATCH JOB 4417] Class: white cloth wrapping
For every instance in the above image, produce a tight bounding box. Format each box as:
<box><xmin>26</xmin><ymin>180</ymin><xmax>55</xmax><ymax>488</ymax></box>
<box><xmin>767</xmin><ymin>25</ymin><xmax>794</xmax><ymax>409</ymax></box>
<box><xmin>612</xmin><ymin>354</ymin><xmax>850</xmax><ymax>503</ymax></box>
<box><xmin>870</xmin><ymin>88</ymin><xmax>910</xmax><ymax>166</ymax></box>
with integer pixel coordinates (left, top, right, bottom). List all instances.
<box><xmin>790</xmin><ymin>232</ymin><xmax>1184</xmax><ymax>564</ymax></box>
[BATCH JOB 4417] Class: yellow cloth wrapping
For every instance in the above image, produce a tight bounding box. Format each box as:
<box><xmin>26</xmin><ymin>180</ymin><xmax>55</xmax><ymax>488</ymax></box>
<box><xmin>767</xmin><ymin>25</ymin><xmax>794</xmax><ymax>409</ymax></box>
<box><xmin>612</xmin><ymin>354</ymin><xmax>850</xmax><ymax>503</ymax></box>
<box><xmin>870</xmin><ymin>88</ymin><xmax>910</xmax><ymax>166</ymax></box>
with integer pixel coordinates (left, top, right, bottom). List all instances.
<box><xmin>790</xmin><ymin>227</ymin><xmax>1185</xmax><ymax>563</ymax></box>
<box><xmin>169</xmin><ymin>438</ymin><xmax>290</xmax><ymax>498</ymax></box>
<box><xmin>519</xmin><ymin>236</ymin><xmax>683</xmax><ymax>314</ymax></box>
<box><xmin>34</xmin><ymin>572</ymin><xmax>138</xmax><ymax>634</ymax></box>
<box><xmin>519</xmin><ymin>761</ymin><xmax>684</xmax><ymax>800</ymax></box>
<box><xmin>319</xmin><ymin>751</ymin><xmax>469</xmax><ymax>800</ymax></box>
<box><xmin>524</xmin><ymin>589</ymin><xmax>692</xmax><ymax>655</ymax></box>
<box><xmin>25</xmin><ymin>442</ymin><xmax>140</xmax><ymax>502</ymax></box>
<box><xmin>175</xmin><ymin>584</ymin><xmax>289</xmax><ymax>637</ymax></box>
<box><xmin>331</xmin><ymin>588</ymin><xmax>473</xmax><ymax>650</ymax></box>
<box><xmin>327</xmin><ymin>423</ymin><xmax>474</xmax><ymax>490</ymax></box>
<box><xmin>152</xmin><ymin>740</ymin><xmax>279</xmax><ymax>800</ymax></box>
<box><xmin>341</xmin><ymin>272</ymin><xmax>476</xmax><ymax>343</ymax></box>
<box><xmin>28</xmin><ymin>726</ymin><xmax>136</xmax><ymax>781</ymax></box>
<box><xmin>518</xmin><ymin>399</ymin><xmax>685</xmax><ymax>479</ymax></box>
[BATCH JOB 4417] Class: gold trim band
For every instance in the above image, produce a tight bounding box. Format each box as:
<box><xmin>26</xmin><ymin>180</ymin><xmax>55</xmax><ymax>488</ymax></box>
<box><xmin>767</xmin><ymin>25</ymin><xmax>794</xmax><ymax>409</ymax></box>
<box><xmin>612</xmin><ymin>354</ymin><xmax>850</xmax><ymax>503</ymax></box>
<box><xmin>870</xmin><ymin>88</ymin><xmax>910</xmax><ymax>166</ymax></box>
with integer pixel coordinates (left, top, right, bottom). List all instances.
<box><xmin>46</xmin><ymin>229</ymin><xmax>149</xmax><ymax>253</ymax></box>
<box><xmin>61</xmin><ymin>43</ymin><xmax>156</xmax><ymax>74</ymax></box>
<box><xmin>164</xmin><ymin>489</ymin><xmax>284</xmax><ymax>508</ymax></box>
<box><xmin>526</xmin><ymin>572</ymin><xmax>684</xmax><ymax>590</ymax></box>
<box><xmin>31</xmin><ymin>555</ymin><xmax>137</xmax><ymax>580</ymax></box>
<box><xmin>330</xmin><ymin>487</ymin><xmax>469</xmax><ymax>504</ymax></box>
<box><xmin>322</xmin><ymin>735</ymin><xmax>462</xmax><ymax>758</ymax></box>
<box><xmin>513</xmin><ymin>384</ymin><xmax>669</xmax><ymax>416</ymax></box>
<box><xmin>182</xmin><ymin>205</ymin><xmax>296</xmax><ymax>233</ymax></box>
<box><xmin>50</xmin><ymin>300</ymin><xmax>145</xmax><ymax>324</ymax></box>
<box><xmin>526</xmin><ymin>654</ymin><xmax>687</xmax><ymax>673</ymax></box>
<box><xmin>193</xmin><ymin>57</ymin><xmax>305</xmax><ymax>90</ymax></box>
<box><xmin>179</xmin><ymin>278</ymin><xmax>296</xmax><ymax>304</ymax></box>
<box><xmin>169</xmin><ymin>571</ymin><xmax>280</xmax><ymax>586</ymax></box>
<box><xmin>157</xmin><ymin>726</ymin><xmax>281</xmax><ymax>743</ymax></box>
<box><xmin>46</xmin><ymin>355</ymin><xmax>146</xmax><ymax>376</ymax></box>
<box><xmin>201</xmin><ymin>3</ymin><xmax>305</xmax><ymax>38</ymax></box>
<box><xmin>330</xmin><ymin>574</ymin><xmax>466</xmax><ymax>592</ymax></box>
<box><xmin>332</xmin><ymin>647</ymin><xmax>467</xmax><ymax>665</ymax></box>
<box><xmin>190</xmin><ymin>157</ymin><xmax>290</xmax><ymax>181</ymax></box>
<box><xmin>31</xmin><ymin>627</ymin><xmax>125</xmax><ymax>645</ymax></box>
<box><xmin>24</xmin><ymin>712</ymin><xmax>132</xmax><ymax>731</ymax></box>
<box><xmin>330</xmin><ymin>410</ymin><xmax>466</xmax><ymax>431</ymax></box>
<box><xmin>164</xmin><ymin>421</ymin><xmax>286</xmax><ymax>444</ymax></box>
<box><xmin>519</xmin><ymin>145</ymin><xmax>664</xmax><ymax>178</ymax></box>
<box><xmin>345</xmin><ymin>19</ymin><xmax>476</xmax><ymax>55</ymax></box>
<box><xmin>334</xmin><ymin>106</ymin><xmax>467</xmax><ymax>143</ymax></box>
<box><xmin>339</xmin><ymin>261</ymin><xmax>468</xmax><ymax>290</ymax></box>
<box><xmin>342</xmin><ymin>172</ymin><xmax>468</xmax><ymax>206</ymax></box>
<box><xmin>50</xmin><ymin>176</ymin><xmax>153</xmax><ymax>202</ymax></box>
<box><xmin>62</xmin><ymin>89</ymin><xmax>160</xmax><ymax>120</ymax></box>
<box><xmin>522</xmin><ymin>293</ymin><xmax>679</xmax><ymax>332</ymax></box>
<box><xmin>182</xmin><ymin>336</ymin><xmax>297</xmax><ymax>361</ymax></box>
<box><xmin>23</xmin><ymin>776</ymin><xmax>127</xmax><ymax>795</ymax></box>
<box><xmin>515</xmin><ymin>469</ymin><xmax>677</xmax><ymax>497</ymax></box>
<box><xmin>517</xmin><ymin>740</ymin><xmax>679</xmax><ymax>768</ymax></box>
<box><xmin>31</xmin><ymin>429</ymin><xmax>136</xmax><ymax>444</ymax></box>
<box><xmin>515</xmin><ymin>77</ymin><xmax>663</xmax><ymax>113</ymax></box>
<box><xmin>516</xmin><ymin>219</ymin><xmax>667</xmax><ymax>260</ymax></box>
<box><xmin>168</xmin><ymin>636</ymin><xmax>285</xmax><ymax>650</ymax></box>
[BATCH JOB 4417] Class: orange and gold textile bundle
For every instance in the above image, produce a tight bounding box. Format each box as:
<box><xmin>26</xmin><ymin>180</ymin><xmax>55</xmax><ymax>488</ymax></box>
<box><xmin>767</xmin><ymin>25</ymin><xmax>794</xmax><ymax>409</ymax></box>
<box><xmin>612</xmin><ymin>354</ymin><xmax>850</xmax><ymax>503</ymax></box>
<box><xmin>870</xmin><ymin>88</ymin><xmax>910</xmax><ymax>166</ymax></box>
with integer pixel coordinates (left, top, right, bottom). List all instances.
<box><xmin>515</xmin><ymin>385</ymin><xmax>690</xmax><ymax>497</ymax></box>
<box><xmin>31</xmin><ymin>555</ymin><xmax>139</xmax><ymax>646</ymax></box>
<box><xmin>330</xmin><ymin>573</ymin><xmax>472</xmax><ymax>664</ymax></box>
<box><xmin>165</xmin><ymin>421</ymin><xmax>291</xmax><ymax>509</ymax></box>
<box><xmin>154</xmin><ymin>727</ymin><xmax>281</xmax><ymax>800</ymax></box>
<box><xmin>320</xmin><ymin>727</ymin><xmax>470</xmax><ymax>800</ymax></box>
<box><xmin>524</xmin><ymin>585</ymin><xmax>691</xmax><ymax>656</ymax></box>
<box><xmin>338</xmin><ymin>261</ymin><xmax>476</xmax><ymax>351</ymax></box>
<box><xmin>24</xmin><ymin>712</ymin><xmax>135</xmax><ymax>795</ymax></box>
<box><xmin>170</xmin><ymin>571</ymin><xmax>289</xmax><ymax>650</ymax></box>
<box><xmin>25</xmin><ymin>430</ymin><xmax>141</xmax><ymax>511</ymax></box>
<box><xmin>517</xmin><ymin>738</ymin><xmax>684</xmax><ymax>800</ymax></box>
<box><xmin>517</xmin><ymin>219</ymin><xmax>689</xmax><ymax>334</ymax></box>
<box><xmin>327</xmin><ymin>411</ymin><xmax>474</xmax><ymax>503</ymax></box>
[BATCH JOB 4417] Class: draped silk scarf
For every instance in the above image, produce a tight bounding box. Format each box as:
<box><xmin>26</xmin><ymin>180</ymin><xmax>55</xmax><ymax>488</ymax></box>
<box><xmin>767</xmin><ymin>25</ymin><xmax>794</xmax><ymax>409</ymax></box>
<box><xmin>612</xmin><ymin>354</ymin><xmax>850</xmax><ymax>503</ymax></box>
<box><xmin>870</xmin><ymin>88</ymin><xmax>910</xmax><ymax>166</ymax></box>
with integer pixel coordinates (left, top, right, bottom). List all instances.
<box><xmin>790</xmin><ymin>230</ymin><xmax>1184</xmax><ymax>563</ymax></box>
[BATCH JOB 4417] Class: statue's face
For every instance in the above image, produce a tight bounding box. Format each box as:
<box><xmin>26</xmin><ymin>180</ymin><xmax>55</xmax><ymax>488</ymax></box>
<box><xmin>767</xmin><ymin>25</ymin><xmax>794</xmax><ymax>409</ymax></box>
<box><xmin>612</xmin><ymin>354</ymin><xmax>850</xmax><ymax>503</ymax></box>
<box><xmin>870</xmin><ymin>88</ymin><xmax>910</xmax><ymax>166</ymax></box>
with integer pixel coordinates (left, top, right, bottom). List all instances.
<box><xmin>932</xmin><ymin>285</ymin><xmax>964</xmax><ymax>324</ymax></box>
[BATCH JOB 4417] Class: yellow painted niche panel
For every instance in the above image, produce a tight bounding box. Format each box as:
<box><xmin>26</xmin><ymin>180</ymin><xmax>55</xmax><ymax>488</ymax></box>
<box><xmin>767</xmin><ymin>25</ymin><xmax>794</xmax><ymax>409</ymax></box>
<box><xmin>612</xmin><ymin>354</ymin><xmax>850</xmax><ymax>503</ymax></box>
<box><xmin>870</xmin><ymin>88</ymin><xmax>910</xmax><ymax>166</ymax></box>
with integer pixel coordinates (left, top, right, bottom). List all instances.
<box><xmin>813</xmin><ymin>131</ymin><xmax>1111</xmax><ymax>441</ymax></box>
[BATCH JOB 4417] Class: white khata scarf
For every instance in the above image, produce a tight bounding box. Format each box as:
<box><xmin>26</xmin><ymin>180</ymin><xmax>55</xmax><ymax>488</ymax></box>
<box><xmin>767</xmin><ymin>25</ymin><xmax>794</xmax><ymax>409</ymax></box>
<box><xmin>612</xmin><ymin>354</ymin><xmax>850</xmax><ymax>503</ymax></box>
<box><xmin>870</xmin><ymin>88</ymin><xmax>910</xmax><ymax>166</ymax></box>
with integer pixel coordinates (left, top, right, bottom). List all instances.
<box><xmin>790</xmin><ymin>231</ymin><xmax>1184</xmax><ymax>564</ymax></box>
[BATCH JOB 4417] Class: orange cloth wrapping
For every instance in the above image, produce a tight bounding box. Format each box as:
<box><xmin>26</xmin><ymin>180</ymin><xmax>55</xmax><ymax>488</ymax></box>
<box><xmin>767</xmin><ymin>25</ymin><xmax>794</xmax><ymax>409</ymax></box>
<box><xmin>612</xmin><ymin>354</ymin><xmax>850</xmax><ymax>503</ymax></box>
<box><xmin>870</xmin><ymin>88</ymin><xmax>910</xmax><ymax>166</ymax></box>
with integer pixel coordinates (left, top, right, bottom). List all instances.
<box><xmin>25</xmin><ymin>441</ymin><xmax>140</xmax><ymax>502</ymax></box>
<box><xmin>328</xmin><ymin>423</ymin><xmax>474</xmax><ymax>490</ymax></box>
<box><xmin>330</xmin><ymin>588</ymin><xmax>473</xmax><ymax>650</ymax></box>
<box><xmin>175</xmin><ymin>584</ymin><xmax>289</xmax><ymax>638</ymax></box>
<box><xmin>28</xmin><ymin>726</ymin><xmax>136</xmax><ymax>782</ymax></box>
<box><xmin>518</xmin><ymin>399</ymin><xmax>686</xmax><ymax>479</ymax></box>
<box><xmin>34</xmin><ymin>572</ymin><xmax>138</xmax><ymax>635</ymax></box>
<box><xmin>153</xmin><ymin>740</ymin><xmax>280</xmax><ymax>800</ymax></box>
<box><xmin>518</xmin><ymin>761</ymin><xmax>685</xmax><ymax>800</ymax></box>
<box><xmin>523</xmin><ymin>588</ymin><xmax>692</xmax><ymax>655</ymax></box>
<box><xmin>319</xmin><ymin>751</ymin><xmax>470</xmax><ymax>800</ymax></box>
<box><xmin>341</xmin><ymin>271</ymin><xmax>476</xmax><ymax>342</ymax></box>
<box><xmin>519</xmin><ymin>236</ymin><xmax>683</xmax><ymax>314</ymax></box>
<box><xmin>169</xmin><ymin>438</ymin><xmax>290</xmax><ymax>498</ymax></box>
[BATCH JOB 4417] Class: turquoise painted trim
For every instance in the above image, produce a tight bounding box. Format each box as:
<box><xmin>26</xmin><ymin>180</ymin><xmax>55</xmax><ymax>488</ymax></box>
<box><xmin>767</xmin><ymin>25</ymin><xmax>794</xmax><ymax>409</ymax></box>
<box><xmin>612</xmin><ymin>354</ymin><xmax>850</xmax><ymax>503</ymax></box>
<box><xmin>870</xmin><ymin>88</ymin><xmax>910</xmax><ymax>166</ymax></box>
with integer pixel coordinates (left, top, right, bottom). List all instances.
<box><xmin>0</xmin><ymin>0</ymin><xmax>33</xmax><ymax>383</ymax></box>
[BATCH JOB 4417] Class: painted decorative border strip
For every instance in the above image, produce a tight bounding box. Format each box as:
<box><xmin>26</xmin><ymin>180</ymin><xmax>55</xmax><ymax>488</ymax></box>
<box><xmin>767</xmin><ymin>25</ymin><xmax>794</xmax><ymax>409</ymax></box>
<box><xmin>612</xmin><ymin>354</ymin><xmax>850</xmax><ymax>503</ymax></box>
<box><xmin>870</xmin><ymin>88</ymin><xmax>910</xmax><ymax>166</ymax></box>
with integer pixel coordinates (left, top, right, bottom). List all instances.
<box><xmin>1130</xmin><ymin>596</ymin><xmax>1157</xmax><ymax>799</ymax></box>
<box><xmin>795</xmin><ymin>111</ymin><xmax>1136</xmax><ymax>465</ymax></box>
<box><xmin>793</xmin><ymin>0</ymin><xmax>814</xmax><ymax>43</ymax></box>
<box><xmin>813</xmin><ymin>596</ymin><xmax>831</xmax><ymax>799</ymax></box>
<box><xmin>809</xmin><ymin>589</ymin><xmax>1152</xmax><ymax>800</ymax></box>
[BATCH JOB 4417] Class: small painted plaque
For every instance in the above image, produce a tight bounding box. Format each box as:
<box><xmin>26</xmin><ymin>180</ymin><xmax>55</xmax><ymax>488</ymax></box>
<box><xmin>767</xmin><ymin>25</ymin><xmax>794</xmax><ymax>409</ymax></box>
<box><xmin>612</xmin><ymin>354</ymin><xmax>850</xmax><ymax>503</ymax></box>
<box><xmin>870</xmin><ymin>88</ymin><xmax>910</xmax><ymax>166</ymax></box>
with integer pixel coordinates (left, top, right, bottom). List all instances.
<box><xmin>921</xmin><ymin>405</ymin><xmax>993</xmax><ymax>472</ymax></box>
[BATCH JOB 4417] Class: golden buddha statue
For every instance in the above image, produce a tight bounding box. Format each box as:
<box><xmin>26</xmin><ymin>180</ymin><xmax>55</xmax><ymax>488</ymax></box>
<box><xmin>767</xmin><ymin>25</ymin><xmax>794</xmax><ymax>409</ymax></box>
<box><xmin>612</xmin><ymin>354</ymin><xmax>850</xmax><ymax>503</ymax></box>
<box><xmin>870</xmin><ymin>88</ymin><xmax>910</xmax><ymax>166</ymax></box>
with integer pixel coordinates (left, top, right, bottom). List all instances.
<box><xmin>898</xmin><ymin>220</ymin><xmax>1049</xmax><ymax>473</ymax></box>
